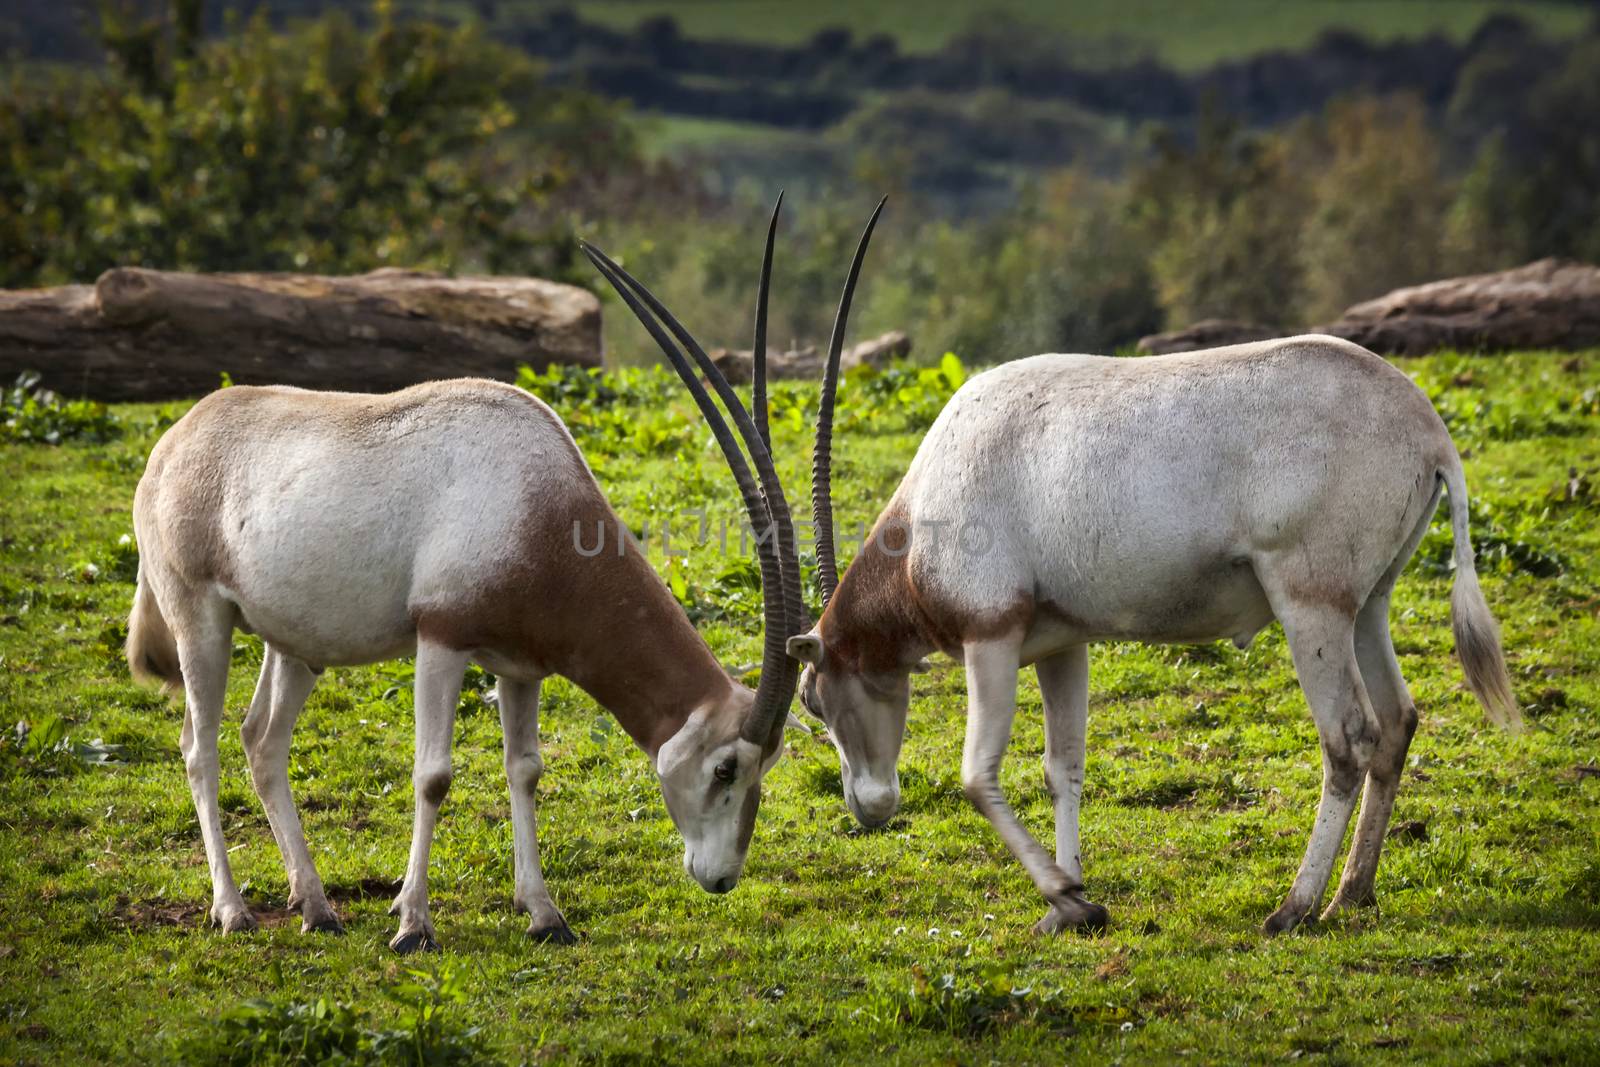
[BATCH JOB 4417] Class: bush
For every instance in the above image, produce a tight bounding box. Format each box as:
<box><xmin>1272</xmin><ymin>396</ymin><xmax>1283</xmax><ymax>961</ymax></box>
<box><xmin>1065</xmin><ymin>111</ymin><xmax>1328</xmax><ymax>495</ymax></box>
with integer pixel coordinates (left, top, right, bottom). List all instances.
<box><xmin>0</xmin><ymin>5</ymin><xmax>635</xmax><ymax>288</ymax></box>
<box><xmin>185</xmin><ymin>967</ymin><xmax>491</xmax><ymax>1067</ymax></box>
<box><xmin>0</xmin><ymin>372</ymin><xmax>121</xmax><ymax>445</ymax></box>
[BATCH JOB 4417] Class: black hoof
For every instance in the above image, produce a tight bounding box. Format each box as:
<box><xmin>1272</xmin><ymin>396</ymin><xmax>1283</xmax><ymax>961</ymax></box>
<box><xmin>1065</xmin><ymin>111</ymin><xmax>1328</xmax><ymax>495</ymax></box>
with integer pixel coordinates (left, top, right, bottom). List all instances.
<box><xmin>1077</xmin><ymin>900</ymin><xmax>1111</xmax><ymax>932</ymax></box>
<box><xmin>390</xmin><ymin>930</ymin><xmax>440</xmax><ymax>954</ymax></box>
<box><xmin>304</xmin><ymin>914</ymin><xmax>345</xmax><ymax>935</ymax></box>
<box><xmin>1033</xmin><ymin>896</ymin><xmax>1110</xmax><ymax>936</ymax></box>
<box><xmin>528</xmin><ymin>921</ymin><xmax>578</xmax><ymax>945</ymax></box>
<box><xmin>1263</xmin><ymin>905</ymin><xmax>1310</xmax><ymax>936</ymax></box>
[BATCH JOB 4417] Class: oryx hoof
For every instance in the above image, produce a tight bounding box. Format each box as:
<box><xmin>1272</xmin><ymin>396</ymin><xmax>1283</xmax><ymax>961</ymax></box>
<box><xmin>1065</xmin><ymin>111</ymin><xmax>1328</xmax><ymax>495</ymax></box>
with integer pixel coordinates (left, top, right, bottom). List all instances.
<box><xmin>1033</xmin><ymin>895</ymin><xmax>1109</xmax><ymax>936</ymax></box>
<box><xmin>1318</xmin><ymin>892</ymin><xmax>1376</xmax><ymax>925</ymax></box>
<box><xmin>302</xmin><ymin>910</ymin><xmax>345</xmax><ymax>935</ymax></box>
<box><xmin>210</xmin><ymin>903</ymin><xmax>258</xmax><ymax>934</ymax></box>
<box><xmin>527</xmin><ymin>918</ymin><xmax>578</xmax><ymax>945</ymax></box>
<box><xmin>389</xmin><ymin>926</ymin><xmax>440</xmax><ymax>954</ymax></box>
<box><xmin>1262</xmin><ymin>901</ymin><xmax>1314</xmax><ymax>936</ymax></box>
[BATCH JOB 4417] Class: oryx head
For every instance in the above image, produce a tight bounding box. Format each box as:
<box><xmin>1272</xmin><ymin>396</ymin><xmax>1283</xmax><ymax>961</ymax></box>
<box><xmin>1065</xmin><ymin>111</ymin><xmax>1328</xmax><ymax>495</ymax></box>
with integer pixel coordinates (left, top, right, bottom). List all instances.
<box><xmin>581</xmin><ymin>195</ymin><xmax>884</xmax><ymax>891</ymax></box>
<box><xmin>652</xmin><ymin>684</ymin><xmax>785</xmax><ymax>892</ymax></box>
<box><xmin>787</xmin><ymin>626</ymin><xmax>925</xmax><ymax>829</ymax></box>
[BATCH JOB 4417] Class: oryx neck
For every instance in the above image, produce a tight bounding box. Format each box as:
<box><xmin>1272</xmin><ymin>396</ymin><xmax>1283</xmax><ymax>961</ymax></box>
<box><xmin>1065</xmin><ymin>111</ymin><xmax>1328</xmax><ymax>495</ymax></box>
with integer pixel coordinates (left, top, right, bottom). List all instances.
<box><xmin>559</xmin><ymin>573</ymin><xmax>733</xmax><ymax>758</ymax></box>
<box><xmin>821</xmin><ymin>504</ymin><xmax>937</xmax><ymax>674</ymax></box>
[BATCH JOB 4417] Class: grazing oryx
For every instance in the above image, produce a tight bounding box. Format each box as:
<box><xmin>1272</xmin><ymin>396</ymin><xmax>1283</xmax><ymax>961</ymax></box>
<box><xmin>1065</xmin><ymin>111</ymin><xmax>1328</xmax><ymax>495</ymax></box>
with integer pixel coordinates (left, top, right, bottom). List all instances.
<box><xmin>783</xmin><ymin>330</ymin><xmax>1520</xmax><ymax>935</ymax></box>
<box><xmin>125</xmin><ymin>217</ymin><xmax>814</xmax><ymax>949</ymax></box>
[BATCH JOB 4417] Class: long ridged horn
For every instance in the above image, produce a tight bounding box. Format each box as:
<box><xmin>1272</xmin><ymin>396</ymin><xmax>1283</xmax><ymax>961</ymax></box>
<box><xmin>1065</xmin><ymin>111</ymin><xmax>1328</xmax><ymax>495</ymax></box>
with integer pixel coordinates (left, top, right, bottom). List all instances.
<box><xmin>748</xmin><ymin>195</ymin><xmax>809</xmax><ymax>641</ymax></box>
<box><xmin>581</xmin><ymin>242</ymin><xmax>799</xmax><ymax>750</ymax></box>
<box><xmin>812</xmin><ymin>196</ymin><xmax>887</xmax><ymax>607</ymax></box>
<box><xmin>752</xmin><ymin>191</ymin><xmax>782</xmax><ymax>455</ymax></box>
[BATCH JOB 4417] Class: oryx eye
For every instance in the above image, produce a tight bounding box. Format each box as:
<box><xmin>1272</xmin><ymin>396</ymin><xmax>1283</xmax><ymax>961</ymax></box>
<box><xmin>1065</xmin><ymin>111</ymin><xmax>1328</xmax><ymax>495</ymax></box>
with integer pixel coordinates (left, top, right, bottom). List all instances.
<box><xmin>713</xmin><ymin>758</ymin><xmax>737</xmax><ymax>783</ymax></box>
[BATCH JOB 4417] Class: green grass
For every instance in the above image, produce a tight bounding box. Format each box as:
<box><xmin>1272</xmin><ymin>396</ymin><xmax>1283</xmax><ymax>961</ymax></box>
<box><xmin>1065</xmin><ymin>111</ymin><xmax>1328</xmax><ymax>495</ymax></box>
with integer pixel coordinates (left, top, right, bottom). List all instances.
<box><xmin>1</xmin><ymin>351</ymin><xmax>1598</xmax><ymax>1063</ymax></box>
<box><xmin>549</xmin><ymin>0</ymin><xmax>1593</xmax><ymax>68</ymax></box>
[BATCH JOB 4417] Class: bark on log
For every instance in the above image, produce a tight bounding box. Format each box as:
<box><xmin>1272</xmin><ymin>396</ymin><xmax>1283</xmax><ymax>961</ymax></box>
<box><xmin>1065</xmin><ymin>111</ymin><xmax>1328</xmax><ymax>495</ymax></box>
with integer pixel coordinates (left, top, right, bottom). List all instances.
<box><xmin>1315</xmin><ymin>258</ymin><xmax>1600</xmax><ymax>356</ymax></box>
<box><xmin>707</xmin><ymin>330</ymin><xmax>912</xmax><ymax>384</ymax></box>
<box><xmin>1136</xmin><ymin>319</ymin><xmax>1284</xmax><ymax>355</ymax></box>
<box><xmin>0</xmin><ymin>267</ymin><xmax>602</xmax><ymax>401</ymax></box>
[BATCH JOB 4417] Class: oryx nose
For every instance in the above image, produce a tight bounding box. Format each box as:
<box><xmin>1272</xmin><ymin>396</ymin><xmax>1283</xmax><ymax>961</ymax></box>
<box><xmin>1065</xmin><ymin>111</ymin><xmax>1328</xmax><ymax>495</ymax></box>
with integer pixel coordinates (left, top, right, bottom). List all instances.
<box><xmin>711</xmin><ymin>875</ymin><xmax>736</xmax><ymax>894</ymax></box>
<box><xmin>849</xmin><ymin>781</ymin><xmax>899</xmax><ymax>828</ymax></box>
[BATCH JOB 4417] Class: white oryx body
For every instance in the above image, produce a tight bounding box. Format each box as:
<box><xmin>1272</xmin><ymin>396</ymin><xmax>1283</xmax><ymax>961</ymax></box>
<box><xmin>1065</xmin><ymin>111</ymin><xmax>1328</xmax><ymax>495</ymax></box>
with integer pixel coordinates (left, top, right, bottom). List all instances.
<box><xmin>790</xmin><ymin>335</ymin><xmax>1519</xmax><ymax>934</ymax></box>
<box><xmin>129</xmin><ymin>378</ymin><xmax>789</xmax><ymax>950</ymax></box>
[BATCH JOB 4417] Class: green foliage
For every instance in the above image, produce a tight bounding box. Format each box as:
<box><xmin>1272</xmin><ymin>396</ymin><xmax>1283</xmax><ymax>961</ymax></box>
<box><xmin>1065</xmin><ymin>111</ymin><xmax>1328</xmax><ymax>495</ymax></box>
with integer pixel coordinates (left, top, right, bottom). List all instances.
<box><xmin>1</xmin><ymin>372</ymin><xmax>122</xmax><ymax>445</ymax></box>
<box><xmin>514</xmin><ymin>363</ymin><xmax>694</xmax><ymax>457</ymax></box>
<box><xmin>1</xmin><ymin>715</ymin><xmax>127</xmax><ymax>778</ymax></box>
<box><xmin>187</xmin><ymin>966</ymin><xmax>488</xmax><ymax>1066</ymax></box>
<box><xmin>1416</xmin><ymin>498</ymin><xmax>1568</xmax><ymax>580</ymax></box>
<box><xmin>838</xmin><ymin>352</ymin><xmax>967</xmax><ymax>433</ymax></box>
<box><xmin>0</xmin><ymin>6</ymin><xmax>634</xmax><ymax>287</ymax></box>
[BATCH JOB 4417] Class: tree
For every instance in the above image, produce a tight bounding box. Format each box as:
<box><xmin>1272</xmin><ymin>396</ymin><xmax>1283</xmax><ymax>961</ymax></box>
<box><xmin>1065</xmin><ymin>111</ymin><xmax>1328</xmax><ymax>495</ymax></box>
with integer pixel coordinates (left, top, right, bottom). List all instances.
<box><xmin>0</xmin><ymin>2</ymin><xmax>637</xmax><ymax>288</ymax></box>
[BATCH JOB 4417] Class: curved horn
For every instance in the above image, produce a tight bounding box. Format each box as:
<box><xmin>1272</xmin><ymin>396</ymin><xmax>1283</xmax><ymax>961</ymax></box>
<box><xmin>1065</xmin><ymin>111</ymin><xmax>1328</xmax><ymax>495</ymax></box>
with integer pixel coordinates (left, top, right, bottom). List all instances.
<box><xmin>812</xmin><ymin>196</ymin><xmax>887</xmax><ymax>607</ymax></box>
<box><xmin>752</xmin><ymin>191</ymin><xmax>782</xmax><ymax>454</ymax></box>
<box><xmin>581</xmin><ymin>242</ymin><xmax>800</xmax><ymax>749</ymax></box>
<box><xmin>748</xmin><ymin>195</ymin><xmax>809</xmax><ymax>642</ymax></box>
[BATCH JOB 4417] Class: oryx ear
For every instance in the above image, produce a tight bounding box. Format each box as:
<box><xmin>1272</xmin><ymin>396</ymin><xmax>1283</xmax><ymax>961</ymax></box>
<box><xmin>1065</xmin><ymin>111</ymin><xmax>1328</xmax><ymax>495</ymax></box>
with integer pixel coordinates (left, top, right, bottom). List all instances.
<box><xmin>787</xmin><ymin>633</ymin><xmax>824</xmax><ymax>665</ymax></box>
<box><xmin>910</xmin><ymin>657</ymin><xmax>933</xmax><ymax>674</ymax></box>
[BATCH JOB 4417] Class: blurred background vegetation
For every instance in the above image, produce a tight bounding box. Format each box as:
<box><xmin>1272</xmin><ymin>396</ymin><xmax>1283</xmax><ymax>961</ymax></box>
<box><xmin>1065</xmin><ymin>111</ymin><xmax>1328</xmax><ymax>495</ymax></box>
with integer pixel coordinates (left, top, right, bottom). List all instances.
<box><xmin>4</xmin><ymin>0</ymin><xmax>1600</xmax><ymax>362</ymax></box>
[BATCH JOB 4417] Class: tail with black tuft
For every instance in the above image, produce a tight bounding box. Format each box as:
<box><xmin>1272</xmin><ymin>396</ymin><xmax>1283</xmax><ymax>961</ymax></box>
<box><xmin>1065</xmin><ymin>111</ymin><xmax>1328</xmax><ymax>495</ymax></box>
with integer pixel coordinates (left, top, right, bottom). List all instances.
<box><xmin>1441</xmin><ymin>460</ymin><xmax>1521</xmax><ymax>731</ymax></box>
<box><xmin>127</xmin><ymin>566</ymin><xmax>182</xmax><ymax>695</ymax></box>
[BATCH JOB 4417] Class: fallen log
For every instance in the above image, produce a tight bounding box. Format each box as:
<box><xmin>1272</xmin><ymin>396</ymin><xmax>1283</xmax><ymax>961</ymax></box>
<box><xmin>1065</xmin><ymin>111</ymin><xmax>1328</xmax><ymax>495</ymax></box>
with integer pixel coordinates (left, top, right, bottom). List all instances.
<box><xmin>0</xmin><ymin>267</ymin><xmax>602</xmax><ymax>401</ymax></box>
<box><xmin>1136</xmin><ymin>319</ymin><xmax>1283</xmax><ymax>356</ymax></box>
<box><xmin>707</xmin><ymin>330</ymin><xmax>912</xmax><ymax>384</ymax></box>
<box><xmin>1315</xmin><ymin>258</ymin><xmax>1600</xmax><ymax>356</ymax></box>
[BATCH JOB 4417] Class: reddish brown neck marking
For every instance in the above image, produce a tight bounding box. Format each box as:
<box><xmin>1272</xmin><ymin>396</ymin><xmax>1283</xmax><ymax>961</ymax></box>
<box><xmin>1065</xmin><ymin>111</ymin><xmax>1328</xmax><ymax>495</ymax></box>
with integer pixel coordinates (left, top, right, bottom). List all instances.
<box><xmin>416</xmin><ymin>491</ymin><xmax>732</xmax><ymax>758</ymax></box>
<box><xmin>818</xmin><ymin>503</ymin><xmax>941</xmax><ymax>672</ymax></box>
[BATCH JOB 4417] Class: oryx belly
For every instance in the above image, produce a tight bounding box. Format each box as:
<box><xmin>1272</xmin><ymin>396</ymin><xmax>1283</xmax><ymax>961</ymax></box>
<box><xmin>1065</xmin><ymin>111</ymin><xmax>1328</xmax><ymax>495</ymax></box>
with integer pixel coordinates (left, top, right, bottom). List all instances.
<box><xmin>899</xmin><ymin>337</ymin><xmax>1451</xmax><ymax>664</ymax></box>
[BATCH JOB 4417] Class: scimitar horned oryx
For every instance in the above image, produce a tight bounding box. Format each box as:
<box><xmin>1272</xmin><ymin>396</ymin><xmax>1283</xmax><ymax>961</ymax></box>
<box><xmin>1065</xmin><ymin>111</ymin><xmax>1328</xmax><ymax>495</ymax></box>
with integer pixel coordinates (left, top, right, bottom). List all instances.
<box><xmin>124</xmin><ymin>213</ymin><xmax>809</xmax><ymax>949</ymax></box>
<box><xmin>783</xmin><ymin>330</ymin><xmax>1521</xmax><ymax>935</ymax></box>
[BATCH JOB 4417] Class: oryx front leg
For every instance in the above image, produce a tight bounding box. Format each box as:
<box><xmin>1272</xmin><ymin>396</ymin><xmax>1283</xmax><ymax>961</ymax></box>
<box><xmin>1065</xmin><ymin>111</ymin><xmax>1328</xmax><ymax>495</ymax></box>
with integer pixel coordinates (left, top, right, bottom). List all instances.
<box><xmin>176</xmin><ymin>598</ymin><xmax>255</xmax><ymax>933</ymax></box>
<box><xmin>389</xmin><ymin>640</ymin><xmax>469</xmax><ymax>953</ymax></box>
<box><xmin>961</xmin><ymin>638</ymin><xmax>1108</xmax><ymax>935</ymax></box>
<box><xmin>1264</xmin><ymin>602</ymin><xmax>1379</xmax><ymax>934</ymax></box>
<box><xmin>240</xmin><ymin>648</ymin><xmax>341</xmax><ymax>933</ymax></box>
<box><xmin>1037</xmin><ymin>645</ymin><xmax>1092</xmax><ymax>889</ymax></box>
<box><xmin>497</xmin><ymin>676</ymin><xmax>576</xmax><ymax>945</ymax></box>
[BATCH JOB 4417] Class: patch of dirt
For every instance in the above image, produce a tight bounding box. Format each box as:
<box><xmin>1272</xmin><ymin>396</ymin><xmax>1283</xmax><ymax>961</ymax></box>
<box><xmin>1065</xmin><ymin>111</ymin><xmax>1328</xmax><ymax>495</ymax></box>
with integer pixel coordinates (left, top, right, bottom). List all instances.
<box><xmin>1094</xmin><ymin>951</ymin><xmax>1130</xmax><ymax>981</ymax></box>
<box><xmin>325</xmin><ymin>877</ymin><xmax>401</xmax><ymax>903</ymax></box>
<box><xmin>112</xmin><ymin>896</ymin><xmax>206</xmax><ymax>930</ymax></box>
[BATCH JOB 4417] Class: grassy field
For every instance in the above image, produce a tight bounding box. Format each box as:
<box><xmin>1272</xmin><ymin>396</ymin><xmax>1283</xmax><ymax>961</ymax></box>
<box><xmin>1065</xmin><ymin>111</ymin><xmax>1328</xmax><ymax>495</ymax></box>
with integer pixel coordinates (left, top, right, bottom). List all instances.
<box><xmin>0</xmin><ymin>350</ymin><xmax>1597</xmax><ymax>1064</ymax></box>
<box><xmin>552</xmin><ymin>0</ymin><xmax>1592</xmax><ymax>67</ymax></box>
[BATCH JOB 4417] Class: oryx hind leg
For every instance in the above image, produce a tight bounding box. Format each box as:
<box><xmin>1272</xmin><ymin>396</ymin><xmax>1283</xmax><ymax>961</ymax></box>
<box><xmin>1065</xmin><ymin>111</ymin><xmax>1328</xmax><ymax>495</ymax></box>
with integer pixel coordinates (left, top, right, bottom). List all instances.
<box><xmin>496</xmin><ymin>675</ymin><xmax>576</xmax><ymax>944</ymax></box>
<box><xmin>962</xmin><ymin>638</ymin><xmax>1108</xmax><ymax>936</ymax></box>
<box><xmin>1321</xmin><ymin>592</ymin><xmax>1417</xmax><ymax>919</ymax></box>
<box><xmin>1261</xmin><ymin>592</ymin><xmax>1378</xmax><ymax>935</ymax></box>
<box><xmin>1322</xmin><ymin>482</ymin><xmax>1436</xmax><ymax>920</ymax></box>
<box><xmin>1037</xmin><ymin>645</ymin><xmax>1091</xmax><ymax>888</ymax></box>
<box><xmin>240</xmin><ymin>646</ymin><xmax>340</xmax><ymax>933</ymax></box>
